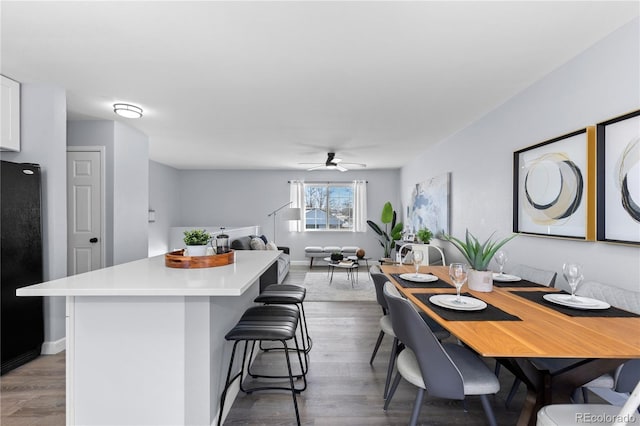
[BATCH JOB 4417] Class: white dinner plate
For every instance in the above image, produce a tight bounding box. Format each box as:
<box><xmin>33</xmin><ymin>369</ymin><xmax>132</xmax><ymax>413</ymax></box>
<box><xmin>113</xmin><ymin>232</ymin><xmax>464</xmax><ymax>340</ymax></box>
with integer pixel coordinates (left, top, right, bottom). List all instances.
<box><xmin>429</xmin><ymin>294</ymin><xmax>487</xmax><ymax>311</ymax></box>
<box><xmin>492</xmin><ymin>273</ymin><xmax>521</xmax><ymax>282</ymax></box>
<box><xmin>399</xmin><ymin>273</ymin><xmax>439</xmax><ymax>283</ymax></box>
<box><xmin>543</xmin><ymin>293</ymin><xmax>610</xmax><ymax>310</ymax></box>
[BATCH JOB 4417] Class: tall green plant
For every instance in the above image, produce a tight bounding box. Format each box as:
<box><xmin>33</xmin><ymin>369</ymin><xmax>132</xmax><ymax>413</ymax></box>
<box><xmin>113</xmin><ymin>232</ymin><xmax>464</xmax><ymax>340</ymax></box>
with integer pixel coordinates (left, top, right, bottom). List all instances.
<box><xmin>443</xmin><ymin>229</ymin><xmax>517</xmax><ymax>271</ymax></box>
<box><xmin>367</xmin><ymin>202</ymin><xmax>404</xmax><ymax>258</ymax></box>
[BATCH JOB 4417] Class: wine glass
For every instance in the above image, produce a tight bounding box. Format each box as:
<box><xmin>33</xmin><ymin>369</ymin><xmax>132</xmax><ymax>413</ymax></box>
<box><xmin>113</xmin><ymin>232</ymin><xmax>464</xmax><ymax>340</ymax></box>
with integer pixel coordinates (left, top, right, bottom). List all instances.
<box><xmin>449</xmin><ymin>263</ymin><xmax>468</xmax><ymax>304</ymax></box>
<box><xmin>412</xmin><ymin>250</ymin><xmax>424</xmax><ymax>277</ymax></box>
<box><xmin>562</xmin><ymin>262</ymin><xmax>584</xmax><ymax>300</ymax></box>
<box><xmin>494</xmin><ymin>250</ymin><xmax>508</xmax><ymax>276</ymax></box>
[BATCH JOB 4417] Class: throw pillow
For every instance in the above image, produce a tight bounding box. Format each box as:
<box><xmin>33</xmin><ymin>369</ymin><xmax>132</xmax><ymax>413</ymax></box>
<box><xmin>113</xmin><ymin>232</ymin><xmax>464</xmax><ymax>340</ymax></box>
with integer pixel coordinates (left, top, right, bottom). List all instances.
<box><xmin>266</xmin><ymin>241</ymin><xmax>278</xmax><ymax>251</ymax></box>
<box><xmin>250</xmin><ymin>237</ymin><xmax>266</xmax><ymax>250</ymax></box>
<box><xmin>259</xmin><ymin>234</ymin><xmax>268</xmax><ymax>244</ymax></box>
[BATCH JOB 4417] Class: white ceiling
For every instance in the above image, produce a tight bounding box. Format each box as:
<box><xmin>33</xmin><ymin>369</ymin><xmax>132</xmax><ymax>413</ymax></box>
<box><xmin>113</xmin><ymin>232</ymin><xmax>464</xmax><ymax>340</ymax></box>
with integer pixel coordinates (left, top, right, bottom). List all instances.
<box><xmin>1</xmin><ymin>1</ymin><xmax>638</xmax><ymax>170</ymax></box>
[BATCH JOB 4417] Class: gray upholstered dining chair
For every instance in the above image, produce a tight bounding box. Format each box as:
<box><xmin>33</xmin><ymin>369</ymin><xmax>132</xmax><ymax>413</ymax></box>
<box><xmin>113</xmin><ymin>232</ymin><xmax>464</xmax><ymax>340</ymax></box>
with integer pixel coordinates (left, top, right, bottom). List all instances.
<box><xmin>537</xmin><ymin>378</ymin><xmax>640</xmax><ymax>426</ymax></box>
<box><xmin>382</xmin><ymin>282</ymin><xmax>500</xmax><ymax>426</ymax></box>
<box><xmin>369</xmin><ymin>269</ymin><xmax>398</xmax><ymax>399</ymax></box>
<box><xmin>508</xmin><ymin>264</ymin><xmax>557</xmax><ymax>287</ymax></box>
<box><xmin>500</xmin><ymin>264</ymin><xmax>557</xmax><ymax>407</ymax></box>
<box><xmin>508</xmin><ymin>279</ymin><xmax>640</xmax><ymax>409</ymax></box>
<box><xmin>574</xmin><ymin>281</ymin><xmax>640</xmax><ymax>404</ymax></box>
<box><xmin>369</xmin><ymin>269</ymin><xmax>450</xmax><ymax>400</ymax></box>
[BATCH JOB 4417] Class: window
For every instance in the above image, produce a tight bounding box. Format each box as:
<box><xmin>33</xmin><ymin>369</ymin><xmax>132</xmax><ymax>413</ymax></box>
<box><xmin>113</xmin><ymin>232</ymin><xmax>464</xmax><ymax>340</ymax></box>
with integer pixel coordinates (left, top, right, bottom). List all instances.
<box><xmin>304</xmin><ymin>183</ymin><xmax>354</xmax><ymax>231</ymax></box>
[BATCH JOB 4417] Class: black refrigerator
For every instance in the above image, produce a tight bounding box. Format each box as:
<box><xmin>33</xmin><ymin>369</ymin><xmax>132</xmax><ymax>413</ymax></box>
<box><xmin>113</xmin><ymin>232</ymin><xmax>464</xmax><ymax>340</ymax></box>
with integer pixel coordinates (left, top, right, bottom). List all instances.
<box><xmin>1</xmin><ymin>160</ymin><xmax>44</xmax><ymax>375</ymax></box>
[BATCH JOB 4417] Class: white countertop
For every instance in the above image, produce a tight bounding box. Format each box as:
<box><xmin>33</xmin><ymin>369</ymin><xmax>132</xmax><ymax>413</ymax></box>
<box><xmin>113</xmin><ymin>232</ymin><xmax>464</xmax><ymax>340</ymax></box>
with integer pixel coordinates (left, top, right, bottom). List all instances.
<box><xmin>16</xmin><ymin>250</ymin><xmax>280</xmax><ymax>297</ymax></box>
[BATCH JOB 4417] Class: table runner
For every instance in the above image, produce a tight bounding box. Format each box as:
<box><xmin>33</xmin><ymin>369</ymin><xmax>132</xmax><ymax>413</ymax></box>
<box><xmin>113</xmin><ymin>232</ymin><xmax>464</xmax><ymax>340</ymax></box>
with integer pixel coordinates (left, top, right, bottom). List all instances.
<box><xmin>391</xmin><ymin>273</ymin><xmax>452</xmax><ymax>289</ymax></box>
<box><xmin>414</xmin><ymin>293</ymin><xmax>522</xmax><ymax>322</ymax></box>
<box><xmin>492</xmin><ymin>279</ymin><xmax>548</xmax><ymax>288</ymax></box>
<box><xmin>511</xmin><ymin>291</ymin><xmax>640</xmax><ymax>318</ymax></box>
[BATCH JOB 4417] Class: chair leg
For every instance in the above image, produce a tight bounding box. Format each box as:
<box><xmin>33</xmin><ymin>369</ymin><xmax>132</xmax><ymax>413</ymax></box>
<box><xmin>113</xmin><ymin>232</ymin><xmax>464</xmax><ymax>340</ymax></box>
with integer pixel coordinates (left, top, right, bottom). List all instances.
<box><xmin>248</xmin><ymin>337</ymin><xmax>308</xmax><ymax>381</ymax></box>
<box><xmin>369</xmin><ymin>330</ymin><xmax>385</xmax><ymax>365</ymax></box>
<box><xmin>298</xmin><ymin>303</ymin><xmax>313</xmax><ymax>354</ymax></box>
<box><xmin>282</xmin><ymin>340</ymin><xmax>301</xmax><ymax>426</ymax></box>
<box><xmin>384</xmin><ymin>337</ymin><xmax>399</xmax><ymax>399</ymax></box>
<box><xmin>218</xmin><ymin>341</ymin><xmax>241</xmax><ymax>426</ymax></box>
<box><xmin>384</xmin><ymin>372</ymin><xmax>402</xmax><ymax>411</ymax></box>
<box><xmin>582</xmin><ymin>387</ymin><xmax>589</xmax><ymax>403</ymax></box>
<box><xmin>480</xmin><ymin>394</ymin><xmax>498</xmax><ymax>426</ymax></box>
<box><xmin>408</xmin><ymin>388</ymin><xmax>425</xmax><ymax>426</ymax></box>
<box><xmin>505</xmin><ymin>377</ymin><xmax>521</xmax><ymax>408</ymax></box>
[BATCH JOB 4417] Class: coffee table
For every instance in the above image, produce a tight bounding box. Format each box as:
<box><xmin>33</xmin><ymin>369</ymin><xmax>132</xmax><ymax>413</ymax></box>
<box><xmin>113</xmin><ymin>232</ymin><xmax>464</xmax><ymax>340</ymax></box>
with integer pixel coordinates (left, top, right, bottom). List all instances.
<box><xmin>323</xmin><ymin>257</ymin><xmax>359</xmax><ymax>287</ymax></box>
<box><xmin>347</xmin><ymin>256</ymin><xmax>372</xmax><ymax>280</ymax></box>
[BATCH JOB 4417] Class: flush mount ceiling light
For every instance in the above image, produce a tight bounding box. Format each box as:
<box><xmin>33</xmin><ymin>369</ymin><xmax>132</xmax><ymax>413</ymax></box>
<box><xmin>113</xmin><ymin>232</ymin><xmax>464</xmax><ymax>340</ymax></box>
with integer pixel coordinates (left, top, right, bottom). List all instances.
<box><xmin>113</xmin><ymin>103</ymin><xmax>143</xmax><ymax>119</ymax></box>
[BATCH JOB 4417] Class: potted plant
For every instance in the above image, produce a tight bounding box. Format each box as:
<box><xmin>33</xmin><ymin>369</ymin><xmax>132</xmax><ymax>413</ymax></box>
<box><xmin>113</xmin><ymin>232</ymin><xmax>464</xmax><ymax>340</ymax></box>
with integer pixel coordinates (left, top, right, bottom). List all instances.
<box><xmin>330</xmin><ymin>251</ymin><xmax>344</xmax><ymax>262</ymax></box>
<box><xmin>416</xmin><ymin>227</ymin><xmax>433</xmax><ymax>244</ymax></box>
<box><xmin>183</xmin><ymin>229</ymin><xmax>211</xmax><ymax>257</ymax></box>
<box><xmin>443</xmin><ymin>229</ymin><xmax>517</xmax><ymax>292</ymax></box>
<box><xmin>367</xmin><ymin>201</ymin><xmax>404</xmax><ymax>260</ymax></box>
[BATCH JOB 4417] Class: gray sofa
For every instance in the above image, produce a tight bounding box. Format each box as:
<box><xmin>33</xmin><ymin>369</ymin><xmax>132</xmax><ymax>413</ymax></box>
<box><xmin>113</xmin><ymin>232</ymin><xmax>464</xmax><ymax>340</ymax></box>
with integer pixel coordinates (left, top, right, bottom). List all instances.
<box><xmin>231</xmin><ymin>235</ymin><xmax>290</xmax><ymax>291</ymax></box>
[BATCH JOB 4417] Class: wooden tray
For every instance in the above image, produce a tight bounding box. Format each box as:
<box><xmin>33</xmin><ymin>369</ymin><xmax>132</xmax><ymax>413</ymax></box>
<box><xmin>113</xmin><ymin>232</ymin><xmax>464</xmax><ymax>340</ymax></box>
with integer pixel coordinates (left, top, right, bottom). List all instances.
<box><xmin>165</xmin><ymin>249</ymin><xmax>235</xmax><ymax>269</ymax></box>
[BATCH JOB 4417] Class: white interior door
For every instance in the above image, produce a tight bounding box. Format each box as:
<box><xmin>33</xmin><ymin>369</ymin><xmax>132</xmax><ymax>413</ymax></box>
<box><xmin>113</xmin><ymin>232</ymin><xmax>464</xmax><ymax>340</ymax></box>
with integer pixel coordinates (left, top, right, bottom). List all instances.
<box><xmin>67</xmin><ymin>150</ymin><xmax>103</xmax><ymax>275</ymax></box>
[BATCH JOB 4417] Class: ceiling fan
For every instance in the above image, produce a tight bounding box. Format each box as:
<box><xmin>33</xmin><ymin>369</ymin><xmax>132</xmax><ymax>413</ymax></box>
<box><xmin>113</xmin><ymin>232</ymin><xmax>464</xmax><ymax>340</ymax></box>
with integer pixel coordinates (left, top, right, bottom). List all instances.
<box><xmin>299</xmin><ymin>152</ymin><xmax>366</xmax><ymax>172</ymax></box>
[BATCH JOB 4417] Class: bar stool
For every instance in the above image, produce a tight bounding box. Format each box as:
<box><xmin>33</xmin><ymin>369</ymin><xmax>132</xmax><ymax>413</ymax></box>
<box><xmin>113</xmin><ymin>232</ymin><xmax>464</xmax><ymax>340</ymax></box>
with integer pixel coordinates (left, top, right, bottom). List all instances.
<box><xmin>241</xmin><ymin>305</ymin><xmax>308</xmax><ymax>378</ymax></box>
<box><xmin>218</xmin><ymin>304</ymin><xmax>307</xmax><ymax>426</ymax></box>
<box><xmin>254</xmin><ymin>284</ymin><xmax>312</xmax><ymax>354</ymax></box>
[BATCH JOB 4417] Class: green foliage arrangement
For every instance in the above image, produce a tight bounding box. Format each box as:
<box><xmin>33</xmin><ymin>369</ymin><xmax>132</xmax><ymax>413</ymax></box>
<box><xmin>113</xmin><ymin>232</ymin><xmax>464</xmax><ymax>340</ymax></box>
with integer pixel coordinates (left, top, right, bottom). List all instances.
<box><xmin>443</xmin><ymin>229</ymin><xmax>517</xmax><ymax>271</ymax></box>
<box><xmin>416</xmin><ymin>227</ymin><xmax>433</xmax><ymax>244</ymax></box>
<box><xmin>367</xmin><ymin>201</ymin><xmax>404</xmax><ymax>259</ymax></box>
<box><xmin>183</xmin><ymin>229</ymin><xmax>211</xmax><ymax>246</ymax></box>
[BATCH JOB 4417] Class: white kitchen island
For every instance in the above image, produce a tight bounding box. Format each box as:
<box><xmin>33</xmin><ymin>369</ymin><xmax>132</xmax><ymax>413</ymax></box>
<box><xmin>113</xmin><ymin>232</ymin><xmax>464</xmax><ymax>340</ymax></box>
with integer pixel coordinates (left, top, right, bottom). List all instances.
<box><xmin>17</xmin><ymin>250</ymin><xmax>281</xmax><ymax>426</ymax></box>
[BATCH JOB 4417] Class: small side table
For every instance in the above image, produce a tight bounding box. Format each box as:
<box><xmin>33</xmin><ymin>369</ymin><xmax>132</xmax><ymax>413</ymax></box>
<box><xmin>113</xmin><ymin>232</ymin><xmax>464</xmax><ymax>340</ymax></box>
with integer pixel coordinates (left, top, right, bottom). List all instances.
<box><xmin>323</xmin><ymin>257</ymin><xmax>359</xmax><ymax>287</ymax></box>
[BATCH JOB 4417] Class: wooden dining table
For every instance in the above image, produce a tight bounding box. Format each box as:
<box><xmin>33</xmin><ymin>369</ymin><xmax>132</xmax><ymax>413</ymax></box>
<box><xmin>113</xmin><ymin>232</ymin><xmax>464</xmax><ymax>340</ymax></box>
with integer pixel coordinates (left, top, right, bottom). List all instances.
<box><xmin>381</xmin><ymin>264</ymin><xmax>640</xmax><ymax>426</ymax></box>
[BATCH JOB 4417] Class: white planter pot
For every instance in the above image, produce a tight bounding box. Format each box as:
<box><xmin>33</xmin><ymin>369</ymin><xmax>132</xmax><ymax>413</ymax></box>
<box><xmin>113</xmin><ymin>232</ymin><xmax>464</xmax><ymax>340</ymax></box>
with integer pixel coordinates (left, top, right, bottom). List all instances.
<box><xmin>186</xmin><ymin>245</ymin><xmax>208</xmax><ymax>257</ymax></box>
<box><xmin>468</xmin><ymin>269</ymin><xmax>493</xmax><ymax>292</ymax></box>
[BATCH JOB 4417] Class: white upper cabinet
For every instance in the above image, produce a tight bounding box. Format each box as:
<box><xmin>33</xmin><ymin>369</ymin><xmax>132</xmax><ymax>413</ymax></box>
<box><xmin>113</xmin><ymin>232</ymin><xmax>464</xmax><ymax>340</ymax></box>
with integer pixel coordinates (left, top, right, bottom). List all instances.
<box><xmin>1</xmin><ymin>75</ymin><xmax>21</xmax><ymax>151</ymax></box>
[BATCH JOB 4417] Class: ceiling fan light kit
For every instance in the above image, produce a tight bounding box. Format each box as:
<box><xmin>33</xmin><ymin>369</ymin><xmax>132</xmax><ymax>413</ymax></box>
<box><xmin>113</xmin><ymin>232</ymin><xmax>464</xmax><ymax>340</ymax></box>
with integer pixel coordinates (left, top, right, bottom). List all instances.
<box><xmin>302</xmin><ymin>152</ymin><xmax>366</xmax><ymax>172</ymax></box>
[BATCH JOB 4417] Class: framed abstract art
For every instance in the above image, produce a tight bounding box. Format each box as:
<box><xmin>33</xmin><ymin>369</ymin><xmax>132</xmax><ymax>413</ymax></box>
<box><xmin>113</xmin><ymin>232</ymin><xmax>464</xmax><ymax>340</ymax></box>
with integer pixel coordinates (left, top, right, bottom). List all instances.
<box><xmin>513</xmin><ymin>127</ymin><xmax>596</xmax><ymax>240</ymax></box>
<box><xmin>407</xmin><ymin>172</ymin><xmax>450</xmax><ymax>238</ymax></box>
<box><xmin>597</xmin><ymin>109</ymin><xmax>640</xmax><ymax>245</ymax></box>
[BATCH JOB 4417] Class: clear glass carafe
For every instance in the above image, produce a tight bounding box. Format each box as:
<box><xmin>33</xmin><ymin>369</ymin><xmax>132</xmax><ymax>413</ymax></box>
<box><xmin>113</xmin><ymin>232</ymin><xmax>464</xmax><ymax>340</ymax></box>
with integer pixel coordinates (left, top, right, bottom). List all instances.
<box><xmin>215</xmin><ymin>227</ymin><xmax>229</xmax><ymax>254</ymax></box>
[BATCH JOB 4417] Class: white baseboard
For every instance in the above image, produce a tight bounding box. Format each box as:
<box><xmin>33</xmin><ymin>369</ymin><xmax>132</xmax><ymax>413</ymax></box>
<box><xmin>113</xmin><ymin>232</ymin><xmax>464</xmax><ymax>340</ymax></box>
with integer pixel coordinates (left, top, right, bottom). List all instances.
<box><xmin>41</xmin><ymin>337</ymin><xmax>66</xmax><ymax>354</ymax></box>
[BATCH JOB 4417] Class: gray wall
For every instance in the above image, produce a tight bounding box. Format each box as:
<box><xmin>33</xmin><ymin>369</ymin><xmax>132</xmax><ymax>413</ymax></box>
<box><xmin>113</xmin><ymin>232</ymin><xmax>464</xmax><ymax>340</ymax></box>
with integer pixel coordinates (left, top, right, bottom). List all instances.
<box><xmin>113</xmin><ymin>123</ymin><xmax>149</xmax><ymax>264</ymax></box>
<box><xmin>156</xmin><ymin>169</ymin><xmax>401</xmax><ymax>262</ymax></box>
<box><xmin>0</xmin><ymin>84</ymin><xmax>68</xmax><ymax>343</ymax></box>
<box><xmin>401</xmin><ymin>18</ymin><xmax>640</xmax><ymax>291</ymax></box>
<box><xmin>148</xmin><ymin>160</ymin><xmax>181</xmax><ymax>256</ymax></box>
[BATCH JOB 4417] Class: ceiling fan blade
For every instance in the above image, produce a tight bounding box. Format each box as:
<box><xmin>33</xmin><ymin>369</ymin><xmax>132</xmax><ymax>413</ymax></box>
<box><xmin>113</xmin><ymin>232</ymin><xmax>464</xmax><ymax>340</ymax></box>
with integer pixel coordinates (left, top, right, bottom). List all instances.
<box><xmin>341</xmin><ymin>162</ymin><xmax>367</xmax><ymax>168</ymax></box>
<box><xmin>336</xmin><ymin>164</ymin><xmax>348</xmax><ymax>172</ymax></box>
<box><xmin>307</xmin><ymin>164</ymin><xmax>326</xmax><ymax>171</ymax></box>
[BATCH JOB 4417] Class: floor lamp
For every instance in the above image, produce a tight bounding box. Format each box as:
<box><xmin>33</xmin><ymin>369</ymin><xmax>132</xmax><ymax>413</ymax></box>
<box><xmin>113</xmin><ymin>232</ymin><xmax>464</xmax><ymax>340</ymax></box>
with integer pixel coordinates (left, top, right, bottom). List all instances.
<box><xmin>267</xmin><ymin>202</ymin><xmax>302</xmax><ymax>244</ymax></box>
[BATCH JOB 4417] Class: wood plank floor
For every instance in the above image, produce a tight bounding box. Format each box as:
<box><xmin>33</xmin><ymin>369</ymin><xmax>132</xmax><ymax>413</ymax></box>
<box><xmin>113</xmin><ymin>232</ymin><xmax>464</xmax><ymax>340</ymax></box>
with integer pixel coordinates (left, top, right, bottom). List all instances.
<box><xmin>0</xmin><ymin>265</ymin><xmax>599</xmax><ymax>425</ymax></box>
<box><xmin>0</xmin><ymin>349</ymin><xmax>65</xmax><ymax>426</ymax></box>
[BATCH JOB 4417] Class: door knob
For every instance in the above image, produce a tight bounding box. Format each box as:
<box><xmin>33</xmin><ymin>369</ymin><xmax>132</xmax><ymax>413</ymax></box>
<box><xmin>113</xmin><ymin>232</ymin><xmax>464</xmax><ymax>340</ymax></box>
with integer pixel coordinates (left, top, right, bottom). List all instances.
<box><xmin>89</xmin><ymin>237</ymin><xmax>98</xmax><ymax>243</ymax></box>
